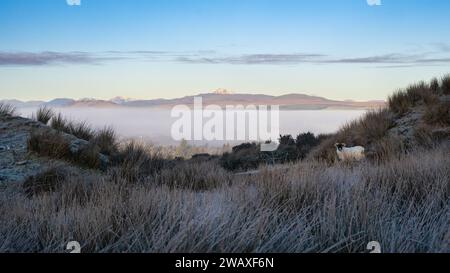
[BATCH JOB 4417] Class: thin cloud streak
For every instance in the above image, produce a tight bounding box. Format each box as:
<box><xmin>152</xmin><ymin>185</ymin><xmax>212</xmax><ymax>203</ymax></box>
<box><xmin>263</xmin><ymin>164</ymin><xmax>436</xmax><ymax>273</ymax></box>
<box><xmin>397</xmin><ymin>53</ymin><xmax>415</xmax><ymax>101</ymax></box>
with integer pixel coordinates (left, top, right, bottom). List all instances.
<box><xmin>0</xmin><ymin>51</ymin><xmax>123</xmax><ymax>66</ymax></box>
<box><xmin>177</xmin><ymin>53</ymin><xmax>326</xmax><ymax>65</ymax></box>
<box><xmin>178</xmin><ymin>52</ymin><xmax>450</xmax><ymax>66</ymax></box>
<box><xmin>1</xmin><ymin>49</ymin><xmax>449</xmax><ymax>67</ymax></box>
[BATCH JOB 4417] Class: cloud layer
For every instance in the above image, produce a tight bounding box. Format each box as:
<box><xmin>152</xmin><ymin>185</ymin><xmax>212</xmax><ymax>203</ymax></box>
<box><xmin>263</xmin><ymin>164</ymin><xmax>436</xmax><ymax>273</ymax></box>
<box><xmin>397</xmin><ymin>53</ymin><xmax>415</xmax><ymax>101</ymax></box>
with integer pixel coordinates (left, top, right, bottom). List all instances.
<box><xmin>1</xmin><ymin>44</ymin><xmax>449</xmax><ymax>68</ymax></box>
<box><xmin>0</xmin><ymin>51</ymin><xmax>119</xmax><ymax>66</ymax></box>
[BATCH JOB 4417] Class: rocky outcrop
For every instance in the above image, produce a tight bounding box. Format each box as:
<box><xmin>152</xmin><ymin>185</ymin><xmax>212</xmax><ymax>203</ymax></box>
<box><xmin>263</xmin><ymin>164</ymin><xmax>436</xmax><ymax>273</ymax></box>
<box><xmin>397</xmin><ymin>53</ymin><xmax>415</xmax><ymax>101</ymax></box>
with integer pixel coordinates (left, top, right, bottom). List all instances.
<box><xmin>0</xmin><ymin>114</ymin><xmax>108</xmax><ymax>183</ymax></box>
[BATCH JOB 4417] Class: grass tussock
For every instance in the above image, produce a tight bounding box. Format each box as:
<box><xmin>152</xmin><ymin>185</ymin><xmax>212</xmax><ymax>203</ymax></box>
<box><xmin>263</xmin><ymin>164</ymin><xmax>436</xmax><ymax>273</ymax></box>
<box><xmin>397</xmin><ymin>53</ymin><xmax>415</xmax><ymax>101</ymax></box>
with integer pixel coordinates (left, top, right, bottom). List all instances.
<box><xmin>423</xmin><ymin>101</ymin><xmax>450</xmax><ymax>127</ymax></box>
<box><xmin>415</xmin><ymin>124</ymin><xmax>450</xmax><ymax>148</ymax></box>
<box><xmin>156</xmin><ymin>161</ymin><xmax>231</xmax><ymax>191</ymax></box>
<box><xmin>50</xmin><ymin>113</ymin><xmax>69</xmax><ymax>132</ymax></box>
<box><xmin>0</xmin><ymin>103</ymin><xmax>16</xmax><ymax>116</ymax></box>
<box><xmin>50</xmin><ymin>113</ymin><xmax>94</xmax><ymax>141</ymax></box>
<box><xmin>28</xmin><ymin>130</ymin><xmax>71</xmax><ymax>159</ymax></box>
<box><xmin>34</xmin><ymin>106</ymin><xmax>54</xmax><ymax>124</ymax></box>
<box><xmin>388</xmin><ymin>79</ymin><xmax>443</xmax><ymax>115</ymax></box>
<box><xmin>0</xmin><ymin>146</ymin><xmax>448</xmax><ymax>253</ymax></box>
<box><xmin>28</xmin><ymin>129</ymin><xmax>102</xmax><ymax>169</ymax></box>
<box><xmin>110</xmin><ymin>141</ymin><xmax>167</xmax><ymax>182</ymax></box>
<box><xmin>67</xmin><ymin>121</ymin><xmax>95</xmax><ymax>141</ymax></box>
<box><xmin>23</xmin><ymin>166</ymin><xmax>68</xmax><ymax>197</ymax></box>
<box><xmin>92</xmin><ymin>126</ymin><xmax>118</xmax><ymax>156</ymax></box>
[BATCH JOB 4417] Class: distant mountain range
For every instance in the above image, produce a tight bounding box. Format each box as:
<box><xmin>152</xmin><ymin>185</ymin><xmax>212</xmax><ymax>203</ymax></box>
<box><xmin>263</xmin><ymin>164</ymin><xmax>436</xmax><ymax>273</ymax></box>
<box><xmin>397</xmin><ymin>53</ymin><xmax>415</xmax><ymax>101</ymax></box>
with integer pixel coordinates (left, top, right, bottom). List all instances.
<box><xmin>1</xmin><ymin>91</ymin><xmax>385</xmax><ymax>110</ymax></box>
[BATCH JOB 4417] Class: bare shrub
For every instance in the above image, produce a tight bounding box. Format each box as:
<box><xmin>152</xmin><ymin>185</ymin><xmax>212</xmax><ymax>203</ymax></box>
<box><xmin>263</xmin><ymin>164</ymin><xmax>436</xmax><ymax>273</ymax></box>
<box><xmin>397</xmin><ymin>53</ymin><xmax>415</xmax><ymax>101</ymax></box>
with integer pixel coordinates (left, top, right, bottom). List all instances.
<box><xmin>430</xmin><ymin>77</ymin><xmax>440</xmax><ymax>94</ymax></box>
<box><xmin>441</xmin><ymin>74</ymin><xmax>450</xmax><ymax>95</ymax></box>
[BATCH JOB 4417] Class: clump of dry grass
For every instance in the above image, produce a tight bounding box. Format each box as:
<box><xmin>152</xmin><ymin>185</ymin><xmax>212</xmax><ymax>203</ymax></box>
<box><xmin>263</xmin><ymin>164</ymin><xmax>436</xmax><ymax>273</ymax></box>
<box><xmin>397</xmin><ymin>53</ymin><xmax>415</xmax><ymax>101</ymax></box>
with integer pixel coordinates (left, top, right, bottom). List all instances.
<box><xmin>423</xmin><ymin>101</ymin><xmax>450</xmax><ymax>126</ymax></box>
<box><xmin>28</xmin><ymin>129</ymin><xmax>71</xmax><ymax>159</ymax></box>
<box><xmin>415</xmin><ymin>123</ymin><xmax>450</xmax><ymax>148</ymax></box>
<box><xmin>93</xmin><ymin>126</ymin><xmax>118</xmax><ymax>156</ymax></box>
<box><xmin>50</xmin><ymin>113</ymin><xmax>69</xmax><ymax>132</ymax></box>
<box><xmin>67</xmin><ymin>121</ymin><xmax>95</xmax><ymax>141</ymax></box>
<box><xmin>22</xmin><ymin>166</ymin><xmax>68</xmax><ymax>197</ymax></box>
<box><xmin>110</xmin><ymin>141</ymin><xmax>167</xmax><ymax>182</ymax></box>
<box><xmin>0</xmin><ymin>103</ymin><xmax>16</xmax><ymax>116</ymax></box>
<box><xmin>74</xmin><ymin>143</ymin><xmax>102</xmax><ymax>169</ymax></box>
<box><xmin>156</xmin><ymin>161</ymin><xmax>231</xmax><ymax>190</ymax></box>
<box><xmin>50</xmin><ymin>113</ymin><xmax>94</xmax><ymax>141</ymax></box>
<box><xmin>388</xmin><ymin>80</ymin><xmax>442</xmax><ymax>115</ymax></box>
<box><xmin>28</xmin><ymin>129</ymin><xmax>102</xmax><ymax>169</ymax></box>
<box><xmin>34</xmin><ymin>106</ymin><xmax>54</xmax><ymax>125</ymax></box>
<box><xmin>0</xmin><ymin>146</ymin><xmax>448</xmax><ymax>253</ymax></box>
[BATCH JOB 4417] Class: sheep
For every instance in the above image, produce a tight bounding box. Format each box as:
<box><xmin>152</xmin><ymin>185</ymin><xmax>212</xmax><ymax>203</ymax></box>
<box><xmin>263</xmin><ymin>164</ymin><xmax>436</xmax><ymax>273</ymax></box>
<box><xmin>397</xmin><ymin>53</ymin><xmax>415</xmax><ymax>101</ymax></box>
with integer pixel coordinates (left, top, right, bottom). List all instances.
<box><xmin>334</xmin><ymin>143</ymin><xmax>365</xmax><ymax>161</ymax></box>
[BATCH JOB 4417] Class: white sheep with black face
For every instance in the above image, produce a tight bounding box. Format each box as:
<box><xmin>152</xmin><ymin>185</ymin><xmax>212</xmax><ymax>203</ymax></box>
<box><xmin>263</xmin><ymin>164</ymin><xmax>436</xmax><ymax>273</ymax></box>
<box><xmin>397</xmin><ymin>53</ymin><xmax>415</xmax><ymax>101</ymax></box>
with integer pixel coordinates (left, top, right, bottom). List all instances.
<box><xmin>334</xmin><ymin>143</ymin><xmax>365</xmax><ymax>161</ymax></box>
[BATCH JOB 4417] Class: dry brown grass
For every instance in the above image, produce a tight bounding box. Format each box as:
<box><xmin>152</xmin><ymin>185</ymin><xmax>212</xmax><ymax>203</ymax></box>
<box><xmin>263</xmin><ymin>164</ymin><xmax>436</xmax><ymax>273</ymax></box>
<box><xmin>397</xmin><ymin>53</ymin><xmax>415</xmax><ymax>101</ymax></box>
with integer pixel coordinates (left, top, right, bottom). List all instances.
<box><xmin>93</xmin><ymin>126</ymin><xmax>118</xmax><ymax>156</ymax></box>
<box><xmin>0</xmin><ymin>103</ymin><xmax>16</xmax><ymax>116</ymax></box>
<box><xmin>311</xmin><ymin>108</ymin><xmax>395</xmax><ymax>163</ymax></box>
<box><xmin>110</xmin><ymin>141</ymin><xmax>167</xmax><ymax>182</ymax></box>
<box><xmin>312</xmin><ymin>75</ymin><xmax>450</xmax><ymax>163</ymax></box>
<box><xmin>49</xmin><ymin>112</ymin><xmax>69</xmax><ymax>132</ymax></box>
<box><xmin>424</xmin><ymin>101</ymin><xmax>450</xmax><ymax>127</ymax></box>
<box><xmin>28</xmin><ymin>129</ymin><xmax>71</xmax><ymax>159</ymax></box>
<box><xmin>388</xmin><ymin>80</ymin><xmax>442</xmax><ymax>115</ymax></box>
<box><xmin>50</xmin><ymin>113</ymin><xmax>95</xmax><ymax>141</ymax></box>
<box><xmin>156</xmin><ymin>161</ymin><xmax>231</xmax><ymax>191</ymax></box>
<box><xmin>0</xmin><ymin>146</ymin><xmax>448</xmax><ymax>253</ymax></box>
<box><xmin>28</xmin><ymin>129</ymin><xmax>102</xmax><ymax>169</ymax></box>
<box><xmin>34</xmin><ymin>106</ymin><xmax>54</xmax><ymax>125</ymax></box>
<box><xmin>22</xmin><ymin>166</ymin><xmax>68</xmax><ymax>197</ymax></box>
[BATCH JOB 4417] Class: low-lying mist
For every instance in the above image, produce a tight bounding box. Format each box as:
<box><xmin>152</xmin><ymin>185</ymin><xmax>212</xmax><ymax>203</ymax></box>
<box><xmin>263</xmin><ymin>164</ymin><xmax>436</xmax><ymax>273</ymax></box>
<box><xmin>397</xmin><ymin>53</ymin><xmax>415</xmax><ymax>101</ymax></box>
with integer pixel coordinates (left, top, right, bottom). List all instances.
<box><xmin>17</xmin><ymin>107</ymin><xmax>366</xmax><ymax>146</ymax></box>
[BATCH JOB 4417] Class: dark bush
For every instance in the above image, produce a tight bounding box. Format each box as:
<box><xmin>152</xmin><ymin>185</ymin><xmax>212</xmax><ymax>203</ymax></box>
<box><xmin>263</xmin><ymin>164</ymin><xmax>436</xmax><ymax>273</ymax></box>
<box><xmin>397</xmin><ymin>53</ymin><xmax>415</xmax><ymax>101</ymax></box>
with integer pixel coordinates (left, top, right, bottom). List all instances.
<box><xmin>441</xmin><ymin>75</ymin><xmax>450</xmax><ymax>95</ymax></box>
<box><xmin>220</xmin><ymin>142</ymin><xmax>262</xmax><ymax>171</ymax></box>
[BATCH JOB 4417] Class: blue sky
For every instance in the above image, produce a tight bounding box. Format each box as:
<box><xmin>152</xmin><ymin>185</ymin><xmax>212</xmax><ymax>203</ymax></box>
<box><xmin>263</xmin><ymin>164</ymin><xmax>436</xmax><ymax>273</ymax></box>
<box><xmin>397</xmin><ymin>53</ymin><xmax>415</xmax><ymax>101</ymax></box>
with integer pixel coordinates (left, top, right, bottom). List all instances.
<box><xmin>1</xmin><ymin>0</ymin><xmax>450</xmax><ymax>101</ymax></box>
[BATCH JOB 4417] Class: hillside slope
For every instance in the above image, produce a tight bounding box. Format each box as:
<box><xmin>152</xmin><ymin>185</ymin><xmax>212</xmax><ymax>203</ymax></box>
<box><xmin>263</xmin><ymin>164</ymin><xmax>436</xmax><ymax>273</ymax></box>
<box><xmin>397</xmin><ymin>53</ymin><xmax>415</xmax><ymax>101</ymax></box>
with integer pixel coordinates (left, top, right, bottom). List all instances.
<box><xmin>311</xmin><ymin>76</ymin><xmax>450</xmax><ymax>162</ymax></box>
<box><xmin>0</xmin><ymin>114</ymin><xmax>107</xmax><ymax>183</ymax></box>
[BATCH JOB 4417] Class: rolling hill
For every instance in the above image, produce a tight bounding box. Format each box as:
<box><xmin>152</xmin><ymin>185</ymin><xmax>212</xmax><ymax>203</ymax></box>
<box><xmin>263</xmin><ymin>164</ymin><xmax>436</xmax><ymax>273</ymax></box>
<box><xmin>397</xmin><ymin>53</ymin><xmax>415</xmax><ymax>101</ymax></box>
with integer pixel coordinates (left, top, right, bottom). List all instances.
<box><xmin>1</xmin><ymin>91</ymin><xmax>385</xmax><ymax>110</ymax></box>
